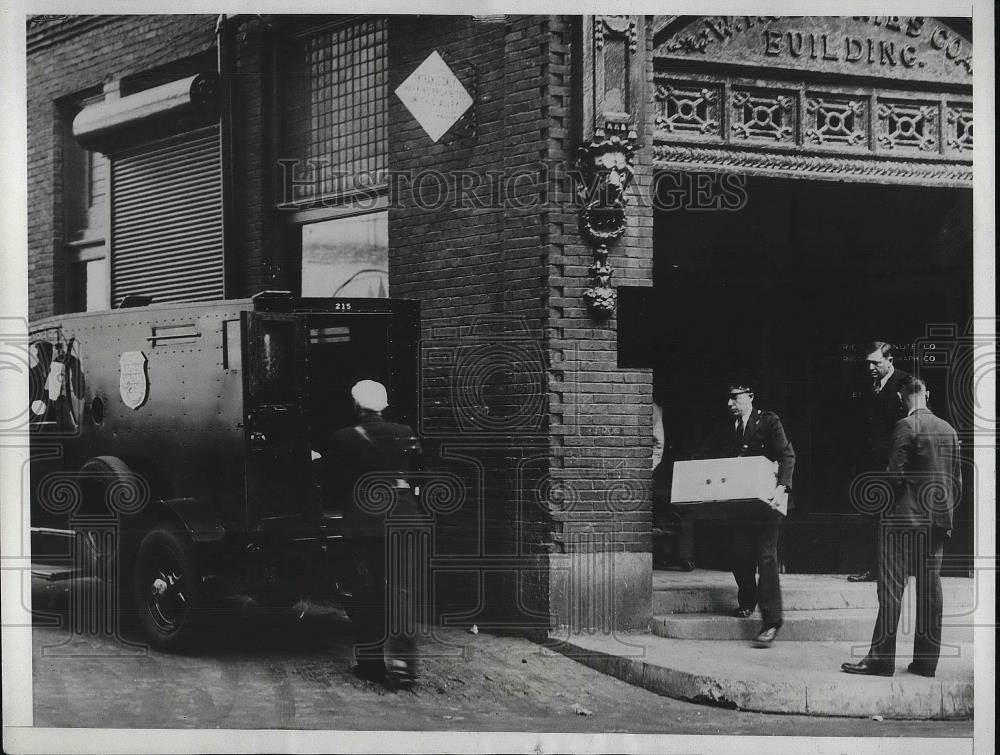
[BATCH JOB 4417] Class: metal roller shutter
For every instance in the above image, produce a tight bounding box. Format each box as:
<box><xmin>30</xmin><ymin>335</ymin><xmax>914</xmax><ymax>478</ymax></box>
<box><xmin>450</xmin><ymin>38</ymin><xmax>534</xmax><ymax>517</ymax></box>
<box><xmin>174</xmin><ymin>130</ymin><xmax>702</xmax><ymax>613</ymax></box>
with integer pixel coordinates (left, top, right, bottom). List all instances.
<box><xmin>110</xmin><ymin>128</ymin><xmax>223</xmax><ymax>306</ymax></box>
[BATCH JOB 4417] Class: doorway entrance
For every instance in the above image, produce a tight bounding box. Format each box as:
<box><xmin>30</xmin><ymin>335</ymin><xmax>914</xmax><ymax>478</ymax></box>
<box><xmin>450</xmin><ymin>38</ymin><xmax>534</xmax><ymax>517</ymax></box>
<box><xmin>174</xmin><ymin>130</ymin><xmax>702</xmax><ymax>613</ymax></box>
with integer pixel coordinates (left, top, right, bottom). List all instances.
<box><xmin>651</xmin><ymin>175</ymin><xmax>973</xmax><ymax>572</ymax></box>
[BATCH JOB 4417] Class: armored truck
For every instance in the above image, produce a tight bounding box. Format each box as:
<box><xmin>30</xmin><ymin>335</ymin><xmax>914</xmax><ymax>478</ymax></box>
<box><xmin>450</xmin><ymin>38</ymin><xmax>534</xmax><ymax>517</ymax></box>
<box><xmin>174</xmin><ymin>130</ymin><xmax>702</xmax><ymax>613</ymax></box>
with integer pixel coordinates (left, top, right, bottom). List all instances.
<box><xmin>29</xmin><ymin>292</ymin><xmax>419</xmax><ymax>649</ymax></box>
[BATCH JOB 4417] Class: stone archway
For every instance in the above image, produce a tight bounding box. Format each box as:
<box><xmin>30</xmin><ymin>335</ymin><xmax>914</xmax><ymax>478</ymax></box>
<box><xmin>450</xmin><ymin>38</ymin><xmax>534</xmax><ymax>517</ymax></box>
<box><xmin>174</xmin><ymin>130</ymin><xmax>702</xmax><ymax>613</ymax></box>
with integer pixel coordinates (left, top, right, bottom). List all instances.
<box><xmin>644</xmin><ymin>15</ymin><xmax>975</xmax><ymax>574</ymax></box>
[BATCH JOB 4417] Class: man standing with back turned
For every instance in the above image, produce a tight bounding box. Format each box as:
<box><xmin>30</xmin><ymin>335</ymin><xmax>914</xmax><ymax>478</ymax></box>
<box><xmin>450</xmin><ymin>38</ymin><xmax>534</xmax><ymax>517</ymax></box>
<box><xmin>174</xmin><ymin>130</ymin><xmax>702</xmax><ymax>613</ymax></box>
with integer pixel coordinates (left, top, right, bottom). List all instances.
<box><xmin>324</xmin><ymin>380</ymin><xmax>423</xmax><ymax>686</ymax></box>
<box><xmin>841</xmin><ymin>376</ymin><xmax>961</xmax><ymax>677</ymax></box>
<box><xmin>849</xmin><ymin>341</ymin><xmax>910</xmax><ymax>582</ymax></box>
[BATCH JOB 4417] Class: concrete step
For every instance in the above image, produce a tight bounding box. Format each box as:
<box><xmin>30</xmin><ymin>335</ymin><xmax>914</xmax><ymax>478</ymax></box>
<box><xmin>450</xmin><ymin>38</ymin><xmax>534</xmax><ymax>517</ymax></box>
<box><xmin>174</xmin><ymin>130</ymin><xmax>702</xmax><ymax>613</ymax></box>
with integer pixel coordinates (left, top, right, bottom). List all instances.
<box><xmin>555</xmin><ymin>632</ymin><xmax>974</xmax><ymax>719</ymax></box>
<box><xmin>653</xmin><ymin>608</ymin><xmax>975</xmax><ymax>642</ymax></box>
<box><xmin>653</xmin><ymin>569</ymin><xmax>978</xmax><ymax>614</ymax></box>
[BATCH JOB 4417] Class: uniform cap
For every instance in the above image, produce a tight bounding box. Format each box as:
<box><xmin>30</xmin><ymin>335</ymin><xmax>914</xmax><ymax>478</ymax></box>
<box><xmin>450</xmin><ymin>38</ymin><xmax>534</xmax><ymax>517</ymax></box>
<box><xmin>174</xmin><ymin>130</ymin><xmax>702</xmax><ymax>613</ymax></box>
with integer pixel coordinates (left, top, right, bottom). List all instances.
<box><xmin>351</xmin><ymin>380</ymin><xmax>389</xmax><ymax>412</ymax></box>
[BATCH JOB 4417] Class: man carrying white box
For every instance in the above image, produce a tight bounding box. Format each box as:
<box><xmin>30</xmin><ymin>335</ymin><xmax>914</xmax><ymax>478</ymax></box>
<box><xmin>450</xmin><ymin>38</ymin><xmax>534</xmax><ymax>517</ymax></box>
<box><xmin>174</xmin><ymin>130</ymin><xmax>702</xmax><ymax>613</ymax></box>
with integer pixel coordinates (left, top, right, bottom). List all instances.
<box><xmin>676</xmin><ymin>380</ymin><xmax>795</xmax><ymax>648</ymax></box>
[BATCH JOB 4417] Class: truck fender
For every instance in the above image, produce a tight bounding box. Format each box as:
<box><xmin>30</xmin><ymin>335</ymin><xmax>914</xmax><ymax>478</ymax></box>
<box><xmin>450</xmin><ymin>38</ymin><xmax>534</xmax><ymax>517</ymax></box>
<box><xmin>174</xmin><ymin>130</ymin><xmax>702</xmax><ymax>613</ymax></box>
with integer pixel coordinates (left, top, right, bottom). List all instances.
<box><xmin>76</xmin><ymin>455</ymin><xmax>150</xmax><ymax>517</ymax></box>
<box><xmin>160</xmin><ymin>498</ymin><xmax>226</xmax><ymax>543</ymax></box>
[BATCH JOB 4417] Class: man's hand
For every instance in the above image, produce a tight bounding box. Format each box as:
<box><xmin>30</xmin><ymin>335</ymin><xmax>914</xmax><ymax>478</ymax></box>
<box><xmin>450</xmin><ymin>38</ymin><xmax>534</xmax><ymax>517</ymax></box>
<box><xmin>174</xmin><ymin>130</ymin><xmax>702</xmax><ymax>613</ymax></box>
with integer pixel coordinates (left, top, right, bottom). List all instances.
<box><xmin>767</xmin><ymin>484</ymin><xmax>788</xmax><ymax>512</ymax></box>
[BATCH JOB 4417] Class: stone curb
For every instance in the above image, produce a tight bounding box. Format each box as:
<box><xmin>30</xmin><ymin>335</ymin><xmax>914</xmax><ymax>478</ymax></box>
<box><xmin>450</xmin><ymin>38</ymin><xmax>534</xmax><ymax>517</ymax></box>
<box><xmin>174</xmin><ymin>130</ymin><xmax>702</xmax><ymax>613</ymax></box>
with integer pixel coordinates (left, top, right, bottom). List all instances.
<box><xmin>552</xmin><ymin>634</ymin><xmax>974</xmax><ymax>720</ymax></box>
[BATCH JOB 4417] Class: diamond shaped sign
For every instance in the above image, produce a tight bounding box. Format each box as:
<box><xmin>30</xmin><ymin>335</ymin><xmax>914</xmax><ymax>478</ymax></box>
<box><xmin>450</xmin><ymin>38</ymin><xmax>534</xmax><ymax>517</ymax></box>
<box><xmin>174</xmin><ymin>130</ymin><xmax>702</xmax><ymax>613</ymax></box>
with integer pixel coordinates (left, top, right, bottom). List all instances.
<box><xmin>395</xmin><ymin>51</ymin><xmax>473</xmax><ymax>143</ymax></box>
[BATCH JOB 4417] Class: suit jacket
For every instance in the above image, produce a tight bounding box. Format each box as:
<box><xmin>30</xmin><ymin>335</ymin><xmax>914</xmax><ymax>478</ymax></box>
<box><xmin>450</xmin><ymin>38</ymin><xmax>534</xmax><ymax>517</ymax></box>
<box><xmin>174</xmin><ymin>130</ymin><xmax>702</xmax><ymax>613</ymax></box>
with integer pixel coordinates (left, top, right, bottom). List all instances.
<box><xmin>323</xmin><ymin>417</ymin><xmax>422</xmax><ymax>537</ymax></box>
<box><xmin>697</xmin><ymin>409</ymin><xmax>796</xmax><ymax>490</ymax></box>
<box><xmin>863</xmin><ymin>368</ymin><xmax>911</xmax><ymax>467</ymax></box>
<box><xmin>886</xmin><ymin>407</ymin><xmax>962</xmax><ymax>531</ymax></box>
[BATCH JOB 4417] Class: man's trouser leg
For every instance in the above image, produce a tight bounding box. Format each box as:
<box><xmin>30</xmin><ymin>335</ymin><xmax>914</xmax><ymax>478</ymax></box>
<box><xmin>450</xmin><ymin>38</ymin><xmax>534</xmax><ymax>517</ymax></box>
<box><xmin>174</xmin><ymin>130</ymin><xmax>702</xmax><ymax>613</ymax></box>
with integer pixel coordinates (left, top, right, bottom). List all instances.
<box><xmin>755</xmin><ymin>512</ymin><xmax>783</xmax><ymax>629</ymax></box>
<box><xmin>868</xmin><ymin>523</ymin><xmax>909</xmax><ymax>665</ymax></box>
<box><xmin>867</xmin><ymin>514</ymin><xmax>881</xmax><ymax>574</ymax></box>
<box><xmin>678</xmin><ymin>509</ymin><xmax>696</xmax><ymax>563</ymax></box>
<box><xmin>730</xmin><ymin>524</ymin><xmax>758</xmax><ymax>612</ymax></box>
<box><xmin>856</xmin><ymin>456</ymin><xmax>884</xmax><ymax>576</ymax></box>
<box><xmin>913</xmin><ymin>528</ymin><xmax>946</xmax><ymax>672</ymax></box>
<box><xmin>384</xmin><ymin>522</ymin><xmax>427</xmax><ymax>681</ymax></box>
<box><xmin>346</xmin><ymin>539</ymin><xmax>388</xmax><ymax>673</ymax></box>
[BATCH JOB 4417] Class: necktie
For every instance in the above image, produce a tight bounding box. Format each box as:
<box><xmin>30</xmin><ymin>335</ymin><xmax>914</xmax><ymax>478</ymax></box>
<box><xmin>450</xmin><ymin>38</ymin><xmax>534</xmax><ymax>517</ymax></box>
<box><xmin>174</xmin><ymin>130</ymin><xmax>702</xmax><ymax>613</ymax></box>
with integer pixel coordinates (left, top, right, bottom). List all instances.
<box><xmin>735</xmin><ymin>417</ymin><xmax>745</xmax><ymax>446</ymax></box>
<box><xmin>873</xmin><ymin>380</ymin><xmax>881</xmax><ymax>395</ymax></box>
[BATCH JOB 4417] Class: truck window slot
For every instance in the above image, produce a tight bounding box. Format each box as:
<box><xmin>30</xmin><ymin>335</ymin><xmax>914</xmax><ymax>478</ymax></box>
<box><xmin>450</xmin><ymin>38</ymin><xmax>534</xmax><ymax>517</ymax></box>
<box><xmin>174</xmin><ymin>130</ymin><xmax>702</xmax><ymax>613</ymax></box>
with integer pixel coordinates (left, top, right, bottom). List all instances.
<box><xmin>148</xmin><ymin>324</ymin><xmax>201</xmax><ymax>346</ymax></box>
<box><xmin>255</xmin><ymin>320</ymin><xmax>296</xmax><ymax>404</ymax></box>
<box><xmin>223</xmin><ymin>320</ymin><xmax>241</xmax><ymax>369</ymax></box>
<box><xmin>309</xmin><ymin>326</ymin><xmax>350</xmax><ymax>345</ymax></box>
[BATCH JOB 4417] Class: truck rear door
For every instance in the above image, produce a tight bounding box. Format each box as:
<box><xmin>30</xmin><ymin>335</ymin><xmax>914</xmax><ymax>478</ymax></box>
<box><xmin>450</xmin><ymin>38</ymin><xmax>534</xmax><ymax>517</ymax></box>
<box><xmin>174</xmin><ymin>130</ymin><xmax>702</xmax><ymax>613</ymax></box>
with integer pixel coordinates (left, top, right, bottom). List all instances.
<box><xmin>244</xmin><ymin>312</ymin><xmax>311</xmax><ymax>527</ymax></box>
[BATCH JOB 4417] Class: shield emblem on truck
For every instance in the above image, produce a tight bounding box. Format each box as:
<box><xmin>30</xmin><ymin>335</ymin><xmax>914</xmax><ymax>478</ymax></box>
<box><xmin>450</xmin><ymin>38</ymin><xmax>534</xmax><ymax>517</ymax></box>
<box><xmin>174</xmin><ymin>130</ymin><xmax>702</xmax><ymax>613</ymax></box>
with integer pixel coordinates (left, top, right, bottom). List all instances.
<box><xmin>119</xmin><ymin>351</ymin><xmax>149</xmax><ymax>409</ymax></box>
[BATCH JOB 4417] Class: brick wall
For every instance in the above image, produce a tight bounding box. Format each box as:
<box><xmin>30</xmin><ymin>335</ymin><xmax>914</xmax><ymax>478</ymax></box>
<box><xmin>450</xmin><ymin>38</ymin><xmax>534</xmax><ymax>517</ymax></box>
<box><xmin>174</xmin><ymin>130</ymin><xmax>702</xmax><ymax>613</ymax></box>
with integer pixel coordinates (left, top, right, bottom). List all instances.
<box><xmin>544</xmin><ymin>16</ymin><xmax>655</xmax><ymax>631</ymax></box>
<box><xmin>27</xmin><ymin>15</ymin><xmax>219</xmax><ymax>321</ymax></box>
<box><xmin>389</xmin><ymin>15</ymin><xmax>656</xmax><ymax>632</ymax></box>
<box><xmin>226</xmin><ymin>17</ymin><xmax>276</xmax><ymax>298</ymax></box>
<box><xmin>389</xmin><ymin>15</ymin><xmax>553</xmax><ymax>630</ymax></box>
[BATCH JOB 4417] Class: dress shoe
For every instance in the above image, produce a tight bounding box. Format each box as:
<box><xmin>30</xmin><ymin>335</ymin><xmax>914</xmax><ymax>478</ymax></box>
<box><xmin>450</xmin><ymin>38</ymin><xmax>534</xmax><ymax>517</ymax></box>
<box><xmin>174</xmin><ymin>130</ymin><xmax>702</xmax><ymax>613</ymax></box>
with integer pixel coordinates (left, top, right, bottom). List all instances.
<box><xmin>385</xmin><ymin>658</ymin><xmax>417</xmax><ymax>687</ymax></box>
<box><xmin>840</xmin><ymin>659</ymin><xmax>894</xmax><ymax>676</ymax></box>
<box><xmin>733</xmin><ymin>607</ymin><xmax>753</xmax><ymax>618</ymax></box>
<box><xmin>351</xmin><ymin>662</ymin><xmax>387</xmax><ymax>684</ymax></box>
<box><xmin>752</xmin><ymin>626</ymin><xmax>779</xmax><ymax>648</ymax></box>
<box><xmin>847</xmin><ymin>570</ymin><xmax>877</xmax><ymax>583</ymax></box>
<box><xmin>907</xmin><ymin>662</ymin><xmax>936</xmax><ymax>678</ymax></box>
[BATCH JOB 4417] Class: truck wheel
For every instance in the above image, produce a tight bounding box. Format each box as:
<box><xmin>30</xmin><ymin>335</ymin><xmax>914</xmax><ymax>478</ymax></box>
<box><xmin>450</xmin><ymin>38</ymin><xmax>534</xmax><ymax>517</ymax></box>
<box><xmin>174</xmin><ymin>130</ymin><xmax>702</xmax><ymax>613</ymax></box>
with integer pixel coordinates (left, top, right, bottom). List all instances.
<box><xmin>133</xmin><ymin>524</ymin><xmax>206</xmax><ymax>651</ymax></box>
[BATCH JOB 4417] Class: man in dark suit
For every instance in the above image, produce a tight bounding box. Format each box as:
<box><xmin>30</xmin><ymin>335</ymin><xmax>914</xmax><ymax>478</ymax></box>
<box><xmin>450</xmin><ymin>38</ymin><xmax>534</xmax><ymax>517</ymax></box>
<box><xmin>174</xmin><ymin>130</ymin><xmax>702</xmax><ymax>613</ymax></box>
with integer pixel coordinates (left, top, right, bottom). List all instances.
<box><xmin>323</xmin><ymin>380</ymin><xmax>423</xmax><ymax>686</ymax></box>
<box><xmin>697</xmin><ymin>381</ymin><xmax>795</xmax><ymax>648</ymax></box>
<box><xmin>841</xmin><ymin>376</ymin><xmax>961</xmax><ymax>677</ymax></box>
<box><xmin>849</xmin><ymin>341</ymin><xmax>911</xmax><ymax>582</ymax></box>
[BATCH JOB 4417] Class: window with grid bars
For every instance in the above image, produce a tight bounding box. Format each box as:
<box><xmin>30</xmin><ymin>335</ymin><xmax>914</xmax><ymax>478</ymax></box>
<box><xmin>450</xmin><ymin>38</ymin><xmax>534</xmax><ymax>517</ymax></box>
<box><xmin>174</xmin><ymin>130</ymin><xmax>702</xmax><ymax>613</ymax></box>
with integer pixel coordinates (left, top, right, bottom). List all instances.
<box><xmin>279</xmin><ymin>17</ymin><xmax>390</xmax><ymax>299</ymax></box>
<box><xmin>280</xmin><ymin>18</ymin><xmax>388</xmax><ymax>206</ymax></box>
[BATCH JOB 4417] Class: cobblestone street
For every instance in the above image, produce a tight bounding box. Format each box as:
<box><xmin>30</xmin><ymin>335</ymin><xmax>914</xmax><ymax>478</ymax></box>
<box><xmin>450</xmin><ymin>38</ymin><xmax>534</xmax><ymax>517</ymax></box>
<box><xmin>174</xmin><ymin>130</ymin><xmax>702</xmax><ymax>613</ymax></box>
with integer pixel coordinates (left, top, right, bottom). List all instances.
<box><xmin>26</xmin><ymin>582</ymin><xmax>974</xmax><ymax>742</ymax></box>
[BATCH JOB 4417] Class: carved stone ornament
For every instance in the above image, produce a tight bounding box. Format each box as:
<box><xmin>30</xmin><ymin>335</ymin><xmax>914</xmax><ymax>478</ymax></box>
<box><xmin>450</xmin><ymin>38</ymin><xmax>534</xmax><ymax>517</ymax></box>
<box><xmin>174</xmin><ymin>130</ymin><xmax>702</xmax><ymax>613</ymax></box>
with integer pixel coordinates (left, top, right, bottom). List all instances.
<box><xmin>655</xmin><ymin>83</ymin><xmax>720</xmax><ymax>136</ymax></box>
<box><xmin>583</xmin><ymin>245</ymin><xmax>617</xmax><ymax>319</ymax></box>
<box><xmin>576</xmin><ymin>131</ymin><xmax>636</xmax><ymax>243</ymax></box>
<box><xmin>576</xmin><ymin>131</ymin><xmax>636</xmax><ymax>319</ymax></box>
<box><xmin>732</xmin><ymin>91</ymin><xmax>795</xmax><ymax>142</ymax></box>
<box><xmin>595</xmin><ymin>15</ymin><xmax>639</xmax><ymax>53</ymax></box>
<box><xmin>805</xmin><ymin>97</ymin><xmax>866</xmax><ymax>146</ymax></box>
<box><xmin>876</xmin><ymin>101</ymin><xmax>938</xmax><ymax>151</ymax></box>
<box><xmin>653</xmin><ymin>143</ymin><xmax>972</xmax><ymax>188</ymax></box>
<box><xmin>946</xmin><ymin>106</ymin><xmax>973</xmax><ymax>152</ymax></box>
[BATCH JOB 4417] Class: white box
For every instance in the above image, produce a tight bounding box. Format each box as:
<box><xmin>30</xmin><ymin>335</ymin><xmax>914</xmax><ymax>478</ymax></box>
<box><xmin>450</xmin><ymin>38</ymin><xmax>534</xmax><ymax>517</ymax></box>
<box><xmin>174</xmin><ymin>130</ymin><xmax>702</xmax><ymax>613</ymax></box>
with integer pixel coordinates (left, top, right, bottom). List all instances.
<box><xmin>671</xmin><ymin>457</ymin><xmax>785</xmax><ymax>516</ymax></box>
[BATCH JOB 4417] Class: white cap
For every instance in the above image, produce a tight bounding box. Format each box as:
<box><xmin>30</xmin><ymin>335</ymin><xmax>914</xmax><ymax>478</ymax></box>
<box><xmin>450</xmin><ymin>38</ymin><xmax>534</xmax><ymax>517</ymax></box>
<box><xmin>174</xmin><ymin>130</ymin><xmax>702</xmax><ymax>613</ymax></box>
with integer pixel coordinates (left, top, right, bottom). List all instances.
<box><xmin>351</xmin><ymin>380</ymin><xmax>389</xmax><ymax>412</ymax></box>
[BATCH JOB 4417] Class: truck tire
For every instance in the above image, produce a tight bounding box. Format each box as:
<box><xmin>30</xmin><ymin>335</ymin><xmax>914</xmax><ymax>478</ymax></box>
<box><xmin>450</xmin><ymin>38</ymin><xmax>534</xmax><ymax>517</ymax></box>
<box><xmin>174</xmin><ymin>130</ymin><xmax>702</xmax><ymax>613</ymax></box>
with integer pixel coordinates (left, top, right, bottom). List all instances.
<box><xmin>133</xmin><ymin>523</ymin><xmax>207</xmax><ymax>651</ymax></box>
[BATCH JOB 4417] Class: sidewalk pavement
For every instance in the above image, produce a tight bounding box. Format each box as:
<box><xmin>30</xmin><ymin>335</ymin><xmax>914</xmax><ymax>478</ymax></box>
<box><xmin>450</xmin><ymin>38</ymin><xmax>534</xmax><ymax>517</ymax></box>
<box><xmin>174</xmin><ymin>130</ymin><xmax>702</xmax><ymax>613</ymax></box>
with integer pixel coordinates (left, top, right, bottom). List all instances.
<box><xmin>553</xmin><ymin>569</ymin><xmax>976</xmax><ymax>720</ymax></box>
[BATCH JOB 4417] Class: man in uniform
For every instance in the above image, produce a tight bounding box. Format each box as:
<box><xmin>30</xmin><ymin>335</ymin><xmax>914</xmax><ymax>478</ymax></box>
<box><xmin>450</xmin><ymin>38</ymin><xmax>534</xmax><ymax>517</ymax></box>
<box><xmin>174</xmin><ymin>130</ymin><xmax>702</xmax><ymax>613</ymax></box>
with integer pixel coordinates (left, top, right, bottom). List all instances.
<box><xmin>849</xmin><ymin>341</ymin><xmax>911</xmax><ymax>582</ymax></box>
<box><xmin>323</xmin><ymin>380</ymin><xmax>423</xmax><ymax>685</ymax></box>
<box><xmin>841</xmin><ymin>376</ymin><xmax>961</xmax><ymax>677</ymax></box>
<box><xmin>697</xmin><ymin>381</ymin><xmax>795</xmax><ymax>648</ymax></box>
